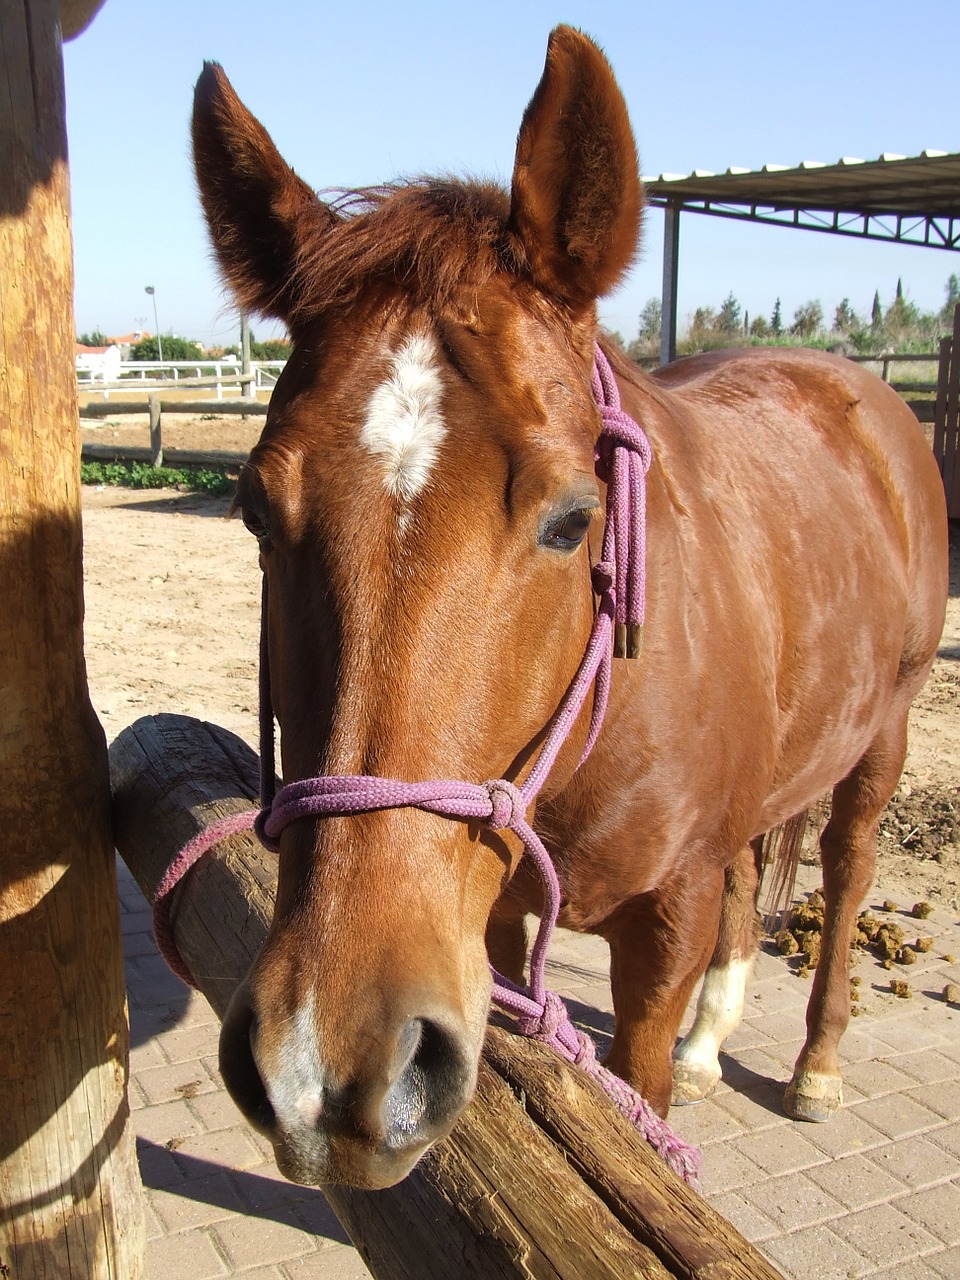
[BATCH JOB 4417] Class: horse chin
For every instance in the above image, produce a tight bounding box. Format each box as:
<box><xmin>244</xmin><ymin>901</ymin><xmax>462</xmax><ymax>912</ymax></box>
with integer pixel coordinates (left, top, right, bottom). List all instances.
<box><xmin>272</xmin><ymin>1127</ymin><xmax>442</xmax><ymax>1190</ymax></box>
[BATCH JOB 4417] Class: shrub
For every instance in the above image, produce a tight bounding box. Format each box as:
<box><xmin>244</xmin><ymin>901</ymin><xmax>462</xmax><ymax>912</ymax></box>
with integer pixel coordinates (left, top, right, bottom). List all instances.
<box><xmin>81</xmin><ymin>461</ymin><xmax>234</xmax><ymax>497</ymax></box>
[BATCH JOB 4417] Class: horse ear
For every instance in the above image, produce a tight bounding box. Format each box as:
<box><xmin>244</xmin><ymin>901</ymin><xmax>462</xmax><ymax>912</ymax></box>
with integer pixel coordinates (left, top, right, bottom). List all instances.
<box><xmin>192</xmin><ymin>63</ymin><xmax>338</xmax><ymax>327</ymax></box>
<box><xmin>509</xmin><ymin>27</ymin><xmax>643</xmax><ymax>310</ymax></box>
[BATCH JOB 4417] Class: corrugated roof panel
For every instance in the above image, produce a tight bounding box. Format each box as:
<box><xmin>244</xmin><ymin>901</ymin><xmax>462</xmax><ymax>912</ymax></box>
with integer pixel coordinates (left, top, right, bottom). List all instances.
<box><xmin>642</xmin><ymin>150</ymin><xmax>960</xmax><ymax>221</ymax></box>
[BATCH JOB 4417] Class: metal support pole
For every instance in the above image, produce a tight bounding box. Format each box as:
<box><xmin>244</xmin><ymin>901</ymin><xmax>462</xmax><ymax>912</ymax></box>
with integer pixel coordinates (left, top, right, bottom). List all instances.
<box><xmin>660</xmin><ymin>202</ymin><xmax>680</xmax><ymax>366</ymax></box>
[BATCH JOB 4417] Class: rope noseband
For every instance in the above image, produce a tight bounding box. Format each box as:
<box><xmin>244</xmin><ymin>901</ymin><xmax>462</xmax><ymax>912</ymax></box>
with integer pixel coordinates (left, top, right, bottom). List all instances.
<box><xmin>153</xmin><ymin>343</ymin><xmax>701</xmax><ymax>1186</ymax></box>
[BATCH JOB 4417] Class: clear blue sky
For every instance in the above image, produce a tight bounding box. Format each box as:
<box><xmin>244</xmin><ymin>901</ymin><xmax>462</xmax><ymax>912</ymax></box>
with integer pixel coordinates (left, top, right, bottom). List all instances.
<box><xmin>64</xmin><ymin>0</ymin><xmax>960</xmax><ymax>349</ymax></box>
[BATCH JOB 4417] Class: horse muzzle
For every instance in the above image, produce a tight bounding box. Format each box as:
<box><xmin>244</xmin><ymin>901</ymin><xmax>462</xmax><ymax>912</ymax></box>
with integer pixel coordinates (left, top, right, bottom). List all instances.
<box><xmin>218</xmin><ymin>980</ymin><xmax>480</xmax><ymax>1188</ymax></box>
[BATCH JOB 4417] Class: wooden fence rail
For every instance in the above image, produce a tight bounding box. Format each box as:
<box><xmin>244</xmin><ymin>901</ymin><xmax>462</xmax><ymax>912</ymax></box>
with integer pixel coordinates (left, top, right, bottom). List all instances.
<box><xmin>80</xmin><ymin>396</ymin><xmax>265</xmax><ymax>467</ymax></box>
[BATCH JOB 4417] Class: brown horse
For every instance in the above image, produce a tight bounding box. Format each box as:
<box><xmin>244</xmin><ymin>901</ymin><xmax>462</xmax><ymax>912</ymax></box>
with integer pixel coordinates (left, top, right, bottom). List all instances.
<box><xmin>192</xmin><ymin>27</ymin><xmax>948</xmax><ymax>1189</ymax></box>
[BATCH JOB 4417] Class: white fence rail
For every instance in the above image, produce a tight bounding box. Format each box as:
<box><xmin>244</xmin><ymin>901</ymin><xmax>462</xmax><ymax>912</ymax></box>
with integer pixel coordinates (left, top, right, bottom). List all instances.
<box><xmin>77</xmin><ymin>359</ymin><xmax>286</xmax><ymax>399</ymax></box>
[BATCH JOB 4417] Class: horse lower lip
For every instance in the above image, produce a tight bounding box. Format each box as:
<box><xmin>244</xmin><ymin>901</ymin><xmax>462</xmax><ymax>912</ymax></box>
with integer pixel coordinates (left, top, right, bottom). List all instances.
<box><xmin>273</xmin><ymin>1129</ymin><xmax>433</xmax><ymax>1190</ymax></box>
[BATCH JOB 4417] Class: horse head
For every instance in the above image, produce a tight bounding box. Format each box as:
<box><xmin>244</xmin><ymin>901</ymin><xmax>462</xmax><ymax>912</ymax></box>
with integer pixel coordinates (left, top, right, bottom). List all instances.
<box><xmin>193</xmin><ymin>27</ymin><xmax>642</xmax><ymax>1187</ymax></box>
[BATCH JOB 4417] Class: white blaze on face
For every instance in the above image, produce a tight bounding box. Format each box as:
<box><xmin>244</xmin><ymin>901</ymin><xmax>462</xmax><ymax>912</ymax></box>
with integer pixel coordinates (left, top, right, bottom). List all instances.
<box><xmin>360</xmin><ymin>331</ymin><xmax>446</xmax><ymax>503</ymax></box>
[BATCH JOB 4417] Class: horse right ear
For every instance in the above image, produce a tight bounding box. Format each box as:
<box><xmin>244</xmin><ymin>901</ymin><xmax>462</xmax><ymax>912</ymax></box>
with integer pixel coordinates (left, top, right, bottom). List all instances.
<box><xmin>192</xmin><ymin>63</ymin><xmax>338</xmax><ymax>328</ymax></box>
<box><xmin>509</xmin><ymin>27</ymin><xmax>642</xmax><ymax>311</ymax></box>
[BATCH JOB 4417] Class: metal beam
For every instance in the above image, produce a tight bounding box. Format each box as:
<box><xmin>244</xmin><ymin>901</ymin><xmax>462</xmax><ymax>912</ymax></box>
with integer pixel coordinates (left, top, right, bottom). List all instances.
<box><xmin>646</xmin><ymin>197</ymin><xmax>960</xmax><ymax>250</ymax></box>
<box><xmin>660</xmin><ymin>202</ymin><xmax>680</xmax><ymax>365</ymax></box>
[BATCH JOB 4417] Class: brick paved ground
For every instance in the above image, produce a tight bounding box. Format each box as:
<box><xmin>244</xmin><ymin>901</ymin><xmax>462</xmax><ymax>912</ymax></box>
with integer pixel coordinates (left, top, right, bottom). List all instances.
<box><xmin>121</xmin><ymin>860</ymin><xmax>960</xmax><ymax>1279</ymax></box>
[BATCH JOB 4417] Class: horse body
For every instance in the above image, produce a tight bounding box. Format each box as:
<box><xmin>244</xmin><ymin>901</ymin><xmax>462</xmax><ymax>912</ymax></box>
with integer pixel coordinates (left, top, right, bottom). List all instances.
<box><xmin>192</xmin><ymin>28</ymin><xmax>948</xmax><ymax>1189</ymax></box>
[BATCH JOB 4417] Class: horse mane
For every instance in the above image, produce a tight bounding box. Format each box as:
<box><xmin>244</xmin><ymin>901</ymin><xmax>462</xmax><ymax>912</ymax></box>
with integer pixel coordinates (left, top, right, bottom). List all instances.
<box><xmin>291</xmin><ymin>179</ymin><xmax>528</xmax><ymax>323</ymax></box>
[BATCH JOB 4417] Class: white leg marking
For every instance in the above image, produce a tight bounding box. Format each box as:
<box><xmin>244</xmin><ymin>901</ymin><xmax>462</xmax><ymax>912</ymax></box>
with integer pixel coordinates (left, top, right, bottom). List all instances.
<box><xmin>674</xmin><ymin>957</ymin><xmax>752</xmax><ymax>1073</ymax></box>
<box><xmin>360</xmin><ymin>331</ymin><xmax>446</xmax><ymax>502</ymax></box>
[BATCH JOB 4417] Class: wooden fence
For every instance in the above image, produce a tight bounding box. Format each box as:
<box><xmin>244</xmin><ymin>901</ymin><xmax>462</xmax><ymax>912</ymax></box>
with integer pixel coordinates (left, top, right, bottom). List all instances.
<box><xmin>933</xmin><ymin>305</ymin><xmax>960</xmax><ymax>518</ymax></box>
<box><xmin>77</xmin><ymin>360</ymin><xmax>285</xmax><ymax>398</ymax></box>
<box><xmin>80</xmin><ymin>336</ymin><xmax>960</xmax><ymax>517</ymax></box>
<box><xmin>80</xmin><ymin>395</ymin><xmax>265</xmax><ymax>468</ymax></box>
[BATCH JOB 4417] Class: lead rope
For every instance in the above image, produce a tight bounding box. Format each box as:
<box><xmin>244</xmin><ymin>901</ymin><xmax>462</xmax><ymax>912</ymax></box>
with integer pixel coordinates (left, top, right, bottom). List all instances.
<box><xmin>153</xmin><ymin>344</ymin><xmax>701</xmax><ymax>1187</ymax></box>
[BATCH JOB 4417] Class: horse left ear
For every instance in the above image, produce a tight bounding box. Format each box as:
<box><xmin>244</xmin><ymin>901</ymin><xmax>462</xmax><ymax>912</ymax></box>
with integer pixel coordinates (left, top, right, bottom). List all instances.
<box><xmin>192</xmin><ymin>62</ymin><xmax>339</xmax><ymax>329</ymax></box>
<box><xmin>509</xmin><ymin>27</ymin><xmax>643</xmax><ymax>311</ymax></box>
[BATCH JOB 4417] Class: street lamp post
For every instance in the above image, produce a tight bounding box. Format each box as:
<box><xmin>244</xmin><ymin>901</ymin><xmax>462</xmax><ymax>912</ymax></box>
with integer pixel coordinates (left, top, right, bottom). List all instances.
<box><xmin>144</xmin><ymin>286</ymin><xmax>163</xmax><ymax>363</ymax></box>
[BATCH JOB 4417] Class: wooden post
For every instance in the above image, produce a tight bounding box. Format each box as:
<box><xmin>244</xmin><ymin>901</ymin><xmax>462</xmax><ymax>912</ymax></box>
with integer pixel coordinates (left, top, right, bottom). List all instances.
<box><xmin>148</xmin><ymin>393</ymin><xmax>163</xmax><ymax>466</ymax></box>
<box><xmin>110</xmin><ymin>714</ymin><xmax>785</xmax><ymax>1280</ymax></box>
<box><xmin>946</xmin><ymin>305</ymin><xmax>960</xmax><ymax>518</ymax></box>
<box><xmin>240</xmin><ymin>314</ymin><xmax>251</xmax><ymax>418</ymax></box>
<box><xmin>0</xmin><ymin>3</ymin><xmax>144</xmax><ymax>1276</ymax></box>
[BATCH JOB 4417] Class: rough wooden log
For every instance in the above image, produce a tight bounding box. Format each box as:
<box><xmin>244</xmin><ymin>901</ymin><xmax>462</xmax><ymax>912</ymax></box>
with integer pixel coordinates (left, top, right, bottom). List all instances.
<box><xmin>0</xmin><ymin>3</ymin><xmax>144</xmax><ymax>1275</ymax></box>
<box><xmin>110</xmin><ymin>714</ymin><xmax>784</xmax><ymax>1280</ymax></box>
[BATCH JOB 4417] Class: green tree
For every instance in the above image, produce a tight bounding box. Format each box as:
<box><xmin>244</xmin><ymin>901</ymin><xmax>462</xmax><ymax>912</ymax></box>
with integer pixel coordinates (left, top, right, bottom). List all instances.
<box><xmin>770</xmin><ymin>298</ymin><xmax>782</xmax><ymax>336</ymax></box>
<box><xmin>942</xmin><ymin>273</ymin><xmax>960</xmax><ymax>322</ymax></box>
<box><xmin>832</xmin><ymin>299</ymin><xmax>858</xmax><ymax>333</ymax></box>
<box><xmin>131</xmin><ymin>335</ymin><xmax>204</xmax><ymax>361</ymax></box>
<box><xmin>77</xmin><ymin>329</ymin><xmax>110</xmax><ymax>346</ymax></box>
<box><xmin>626</xmin><ymin>297</ymin><xmax>662</xmax><ymax>360</ymax></box>
<box><xmin>791</xmin><ymin>300</ymin><xmax>823</xmax><ymax>338</ymax></box>
<box><xmin>884</xmin><ymin>289</ymin><xmax>921</xmax><ymax>342</ymax></box>
<box><xmin>717</xmin><ymin>292</ymin><xmax>741</xmax><ymax>333</ymax></box>
<box><xmin>749</xmin><ymin>314</ymin><xmax>770</xmax><ymax>339</ymax></box>
<box><xmin>871</xmin><ymin>290</ymin><xmax>883</xmax><ymax>329</ymax></box>
<box><xmin>638</xmin><ymin>297</ymin><xmax>662</xmax><ymax>344</ymax></box>
<box><xmin>252</xmin><ymin>338</ymin><xmax>292</xmax><ymax>361</ymax></box>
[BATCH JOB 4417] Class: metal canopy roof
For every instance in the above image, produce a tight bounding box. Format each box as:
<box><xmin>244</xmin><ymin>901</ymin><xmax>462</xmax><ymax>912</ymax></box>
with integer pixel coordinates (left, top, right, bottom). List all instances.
<box><xmin>644</xmin><ymin>150</ymin><xmax>960</xmax><ymax>364</ymax></box>
<box><xmin>643</xmin><ymin>150</ymin><xmax>960</xmax><ymax>251</ymax></box>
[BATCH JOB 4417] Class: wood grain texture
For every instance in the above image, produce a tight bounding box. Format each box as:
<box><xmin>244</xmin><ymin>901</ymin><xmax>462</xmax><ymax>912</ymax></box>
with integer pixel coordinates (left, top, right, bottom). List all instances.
<box><xmin>0</xmin><ymin>3</ymin><xmax>143</xmax><ymax>1275</ymax></box>
<box><xmin>110</xmin><ymin>712</ymin><xmax>785</xmax><ymax>1280</ymax></box>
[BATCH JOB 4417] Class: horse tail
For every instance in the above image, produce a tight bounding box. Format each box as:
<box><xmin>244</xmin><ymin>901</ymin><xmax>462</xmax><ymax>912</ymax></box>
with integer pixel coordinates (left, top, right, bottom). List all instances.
<box><xmin>758</xmin><ymin>808</ymin><xmax>820</xmax><ymax>936</ymax></box>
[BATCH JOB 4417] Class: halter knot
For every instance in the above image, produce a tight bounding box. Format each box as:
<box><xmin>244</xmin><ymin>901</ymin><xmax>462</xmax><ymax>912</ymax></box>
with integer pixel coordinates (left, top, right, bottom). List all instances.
<box><xmin>484</xmin><ymin>778</ymin><xmax>525</xmax><ymax>831</ymax></box>
<box><xmin>591</xmin><ymin>561</ymin><xmax>615</xmax><ymax>595</ymax></box>
<box><xmin>517</xmin><ymin>988</ymin><xmax>566</xmax><ymax>1040</ymax></box>
<box><xmin>254</xmin><ymin>806</ymin><xmax>280</xmax><ymax>853</ymax></box>
<box><xmin>595</xmin><ymin>410</ymin><xmax>653</xmax><ymax>479</ymax></box>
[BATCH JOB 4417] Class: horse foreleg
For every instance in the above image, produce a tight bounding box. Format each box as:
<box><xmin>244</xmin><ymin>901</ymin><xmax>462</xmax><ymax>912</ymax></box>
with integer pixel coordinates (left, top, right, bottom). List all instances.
<box><xmin>785</xmin><ymin>705</ymin><xmax>909</xmax><ymax>1122</ymax></box>
<box><xmin>485</xmin><ymin>899</ymin><xmax>528</xmax><ymax>985</ymax></box>
<box><xmin>604</xmin><ymin>864</ymin><xmax>724</xmax><ymax>1116</ymax></box>
<box><xmin>671</xmin><ymin>842</ymin><xmax>761</xmax><ymax>1104</ymax></box>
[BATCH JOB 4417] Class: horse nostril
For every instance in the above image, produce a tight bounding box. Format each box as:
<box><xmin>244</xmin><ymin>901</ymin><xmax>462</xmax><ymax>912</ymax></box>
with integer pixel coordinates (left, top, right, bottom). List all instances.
<box><xmin>382</xmin><ymin>1017</ymin><xmax>471</xmax><ymax>1146</ymax></box>
<box><xmin>219</xmin><ymin>995</ymin><xmax>276</xmax><ymax>1133</ymax></box>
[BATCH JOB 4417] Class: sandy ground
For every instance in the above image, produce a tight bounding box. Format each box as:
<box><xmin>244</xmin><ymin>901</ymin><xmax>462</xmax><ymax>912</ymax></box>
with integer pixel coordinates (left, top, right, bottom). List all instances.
<box><xmin>80</xmin><ymin>413</ymin><xmax>960</xmax><ymax>909</ymax></box>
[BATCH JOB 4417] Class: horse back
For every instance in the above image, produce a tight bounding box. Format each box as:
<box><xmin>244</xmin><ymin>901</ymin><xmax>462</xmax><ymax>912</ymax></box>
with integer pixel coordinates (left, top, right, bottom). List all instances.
<box><xmin>547</xmin><ymin>346</ymin><xmax>948</xmax><ymax>920</ymax></box>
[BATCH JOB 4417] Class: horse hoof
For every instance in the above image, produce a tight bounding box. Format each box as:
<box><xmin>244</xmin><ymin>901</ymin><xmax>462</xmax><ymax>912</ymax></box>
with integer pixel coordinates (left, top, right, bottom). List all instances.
<box><xmin>671</xmin><ymin>1059</ymin><xmax>720</xmax><ymax>1105</ymax></box>
<box><xmin>783</xmin><ymin>1071</ymin><xmax>842</xmax><ymax>1122</ymax></box>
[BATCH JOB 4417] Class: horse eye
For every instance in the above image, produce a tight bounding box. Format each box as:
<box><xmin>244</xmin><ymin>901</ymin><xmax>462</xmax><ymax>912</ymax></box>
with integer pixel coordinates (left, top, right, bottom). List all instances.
<box><xmin>541</xmin><ymin>508</ymin><xmax>594</xmax><ymax>551</ymax></box>
<box><xmin>240</xmin><ymin>507</ymin><xmax>269</xmax><ymax>541</ymax></box>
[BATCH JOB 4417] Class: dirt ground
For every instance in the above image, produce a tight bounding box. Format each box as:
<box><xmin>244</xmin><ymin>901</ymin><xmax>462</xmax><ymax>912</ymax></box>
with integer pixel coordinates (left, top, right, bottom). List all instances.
<box><xmin>80</xmin><ymin>413</ymin><xmax>960</xmax><ymax>910</ymax></box>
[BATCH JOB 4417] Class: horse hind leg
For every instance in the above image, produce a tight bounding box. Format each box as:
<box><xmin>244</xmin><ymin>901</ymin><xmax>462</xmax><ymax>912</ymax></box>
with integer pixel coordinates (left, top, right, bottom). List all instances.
<box><xmin>784</xmin><ymin>705</ymin><xmax>909</xmax><ymax>1122</ymax></box>
<box><xmin>672</xmin><ymin>842</ymin><xmax>761</xmax><ymax>1104</ymax></box>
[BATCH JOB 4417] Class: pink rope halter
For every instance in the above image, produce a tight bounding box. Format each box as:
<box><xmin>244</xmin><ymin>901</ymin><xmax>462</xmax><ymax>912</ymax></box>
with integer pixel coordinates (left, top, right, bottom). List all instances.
<box><xmin>153</xmin><ymin>344</ymin><xmax>701</xmax><ymax>1186</ymax></box>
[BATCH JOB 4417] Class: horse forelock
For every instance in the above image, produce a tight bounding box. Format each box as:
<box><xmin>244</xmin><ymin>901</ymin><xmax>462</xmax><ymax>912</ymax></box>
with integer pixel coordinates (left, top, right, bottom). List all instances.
<box><xmin>288</xmin><ymin>179</ymin><xmax>527</xmax><ymax>328</ymax></box>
